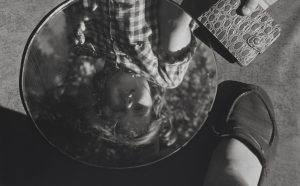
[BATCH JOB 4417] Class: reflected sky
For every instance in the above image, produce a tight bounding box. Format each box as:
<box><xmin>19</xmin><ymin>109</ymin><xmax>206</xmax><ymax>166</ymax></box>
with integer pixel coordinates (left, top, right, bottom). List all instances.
<box><xmin>36</xmin><ymin>12</ymin><xmax>67</xmax><ymax>56</ymax></box>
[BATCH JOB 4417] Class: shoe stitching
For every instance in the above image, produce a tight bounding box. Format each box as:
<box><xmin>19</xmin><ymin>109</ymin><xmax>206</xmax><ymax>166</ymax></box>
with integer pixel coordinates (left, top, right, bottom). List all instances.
<box><xmin>253</xmin><ymin>87</ymin><xmax>276</xmax><ymax>145</ymax></box>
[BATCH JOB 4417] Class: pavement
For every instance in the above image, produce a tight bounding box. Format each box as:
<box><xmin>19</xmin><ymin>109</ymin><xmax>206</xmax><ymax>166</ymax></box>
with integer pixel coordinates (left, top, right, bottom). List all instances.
<box><xmin>0</xmin><ymin>0</ymin><xmax>299</xmax><ymax>185</ymax></box>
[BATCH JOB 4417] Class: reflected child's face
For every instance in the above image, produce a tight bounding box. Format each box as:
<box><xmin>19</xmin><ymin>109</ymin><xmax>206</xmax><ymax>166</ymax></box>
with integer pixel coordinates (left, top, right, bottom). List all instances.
<box><xmin>105</xmin><ymin>71</ymin><xmax>153</xmax><ymax>137</ymax></box>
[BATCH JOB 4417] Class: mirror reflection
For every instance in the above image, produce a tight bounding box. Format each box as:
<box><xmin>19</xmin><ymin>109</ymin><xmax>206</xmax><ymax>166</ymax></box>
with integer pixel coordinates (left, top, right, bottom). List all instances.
<box><xmin>21</xmin><ymin>0</ymin><xmax>217</xmax><ymax>168</ymax></box>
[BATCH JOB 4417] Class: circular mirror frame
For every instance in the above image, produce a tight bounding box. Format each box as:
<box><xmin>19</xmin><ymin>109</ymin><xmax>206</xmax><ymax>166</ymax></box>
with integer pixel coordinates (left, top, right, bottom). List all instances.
<box><xmin>20</xmin><ymin>0</ymin><xmax>218</xmax><ymax>169</ymax></box>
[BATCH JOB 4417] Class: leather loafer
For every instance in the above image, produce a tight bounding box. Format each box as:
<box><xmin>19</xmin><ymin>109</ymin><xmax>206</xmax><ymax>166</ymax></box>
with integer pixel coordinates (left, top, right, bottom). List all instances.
<box><xmin>209</xmin><ymin>81</ymin><xmax>278</xmax><ymax>185</ymax></box>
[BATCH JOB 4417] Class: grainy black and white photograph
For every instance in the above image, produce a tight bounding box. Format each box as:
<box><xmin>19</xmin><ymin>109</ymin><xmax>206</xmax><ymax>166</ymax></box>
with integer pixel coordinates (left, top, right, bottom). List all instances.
<box><xmin>0</xmin><ymin>0</ymin><xmax>299</xmax><ymax>185</ymax></box>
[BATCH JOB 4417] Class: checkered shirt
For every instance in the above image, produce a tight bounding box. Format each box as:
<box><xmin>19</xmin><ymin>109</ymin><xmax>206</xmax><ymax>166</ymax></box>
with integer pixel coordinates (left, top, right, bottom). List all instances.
<box><xmin>78</xmin><ymin>0</ymin><xmax>197</xmax><ymax>88</ymax></box>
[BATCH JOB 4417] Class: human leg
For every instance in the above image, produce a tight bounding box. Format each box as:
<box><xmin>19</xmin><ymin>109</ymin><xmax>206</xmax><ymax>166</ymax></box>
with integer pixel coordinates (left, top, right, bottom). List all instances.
<box><xmin>203</xmin><ymin>138</ymin><xmax>262</xmax><ymax>186</ymax></box>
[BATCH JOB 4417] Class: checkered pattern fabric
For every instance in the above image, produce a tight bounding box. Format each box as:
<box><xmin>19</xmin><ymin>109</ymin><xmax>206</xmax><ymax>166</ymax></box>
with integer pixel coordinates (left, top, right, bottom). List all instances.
<box><xmin>77</xmin><ymin>0</ymin><xmax>197</xmax><ymax>88</ymax></box>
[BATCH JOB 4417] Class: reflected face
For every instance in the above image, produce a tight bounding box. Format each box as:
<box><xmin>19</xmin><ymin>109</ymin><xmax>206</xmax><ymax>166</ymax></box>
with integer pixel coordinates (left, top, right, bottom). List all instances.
<box><xmin>105</xmin><ymin>71</ymin><xmax>153</xmax><ymax>137</ymax></box>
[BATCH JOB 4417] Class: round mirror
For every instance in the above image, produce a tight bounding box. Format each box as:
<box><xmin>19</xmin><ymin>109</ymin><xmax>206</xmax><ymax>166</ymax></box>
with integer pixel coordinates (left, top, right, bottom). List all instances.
<box><xmin>20</xmin><ymin>0</ymin><xmax>217</xmax><ymax>168</ymax></box>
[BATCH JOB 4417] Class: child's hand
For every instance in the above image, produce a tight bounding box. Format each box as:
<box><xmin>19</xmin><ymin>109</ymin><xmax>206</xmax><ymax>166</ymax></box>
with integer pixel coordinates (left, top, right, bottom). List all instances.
<box><xmin>73</xmin><ymin>0</ymin><xmax>98</xmax><ymax>45</ymax></box>
<box><xmin>242</xmin><ymin>0</ymin><xmax>261</xmax><ymax>16</ymax></box>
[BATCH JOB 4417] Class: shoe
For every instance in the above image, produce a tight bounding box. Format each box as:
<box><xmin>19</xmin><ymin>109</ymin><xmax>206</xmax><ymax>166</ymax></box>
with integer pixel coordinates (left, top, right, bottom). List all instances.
<box><xmin>209</xmin><ymin>81</ymin><xmax>278</xmax><ymax>185</ymax></box>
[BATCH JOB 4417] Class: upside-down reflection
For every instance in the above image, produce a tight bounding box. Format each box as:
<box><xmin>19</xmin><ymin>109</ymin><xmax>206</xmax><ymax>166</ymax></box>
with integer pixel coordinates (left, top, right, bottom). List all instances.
<box><xmin>21</xmin><ymin>0</ymin><xmax>217</xmax><ymax>168</ymax></box>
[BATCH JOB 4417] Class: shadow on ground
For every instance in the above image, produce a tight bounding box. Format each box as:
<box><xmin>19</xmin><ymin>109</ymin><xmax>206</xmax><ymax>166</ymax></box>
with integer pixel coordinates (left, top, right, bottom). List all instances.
<box><xmin>0</xmin><ymin>107</ymin><xmax>216</xmax><ymax>186</ymax></box>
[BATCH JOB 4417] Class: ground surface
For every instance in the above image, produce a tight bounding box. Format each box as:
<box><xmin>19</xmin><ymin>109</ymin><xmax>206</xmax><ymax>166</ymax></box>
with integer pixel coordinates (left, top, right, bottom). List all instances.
<box><xmin>0</xmin><ymin>0</ymin><xmax>299</xmax><ymax>185</ymax></box>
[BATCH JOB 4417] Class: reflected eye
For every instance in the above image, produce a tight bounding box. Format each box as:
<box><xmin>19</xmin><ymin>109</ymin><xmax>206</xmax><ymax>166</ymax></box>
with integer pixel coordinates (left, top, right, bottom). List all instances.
<box><xmin>133</xmin><ymin>104</ymin><xmax>149</xmax><ymax>116</ymax></box>
<box><xmin>133</xmin><ymin>104</ymin><xmax>143</xmax><ymax>111</ymax></box>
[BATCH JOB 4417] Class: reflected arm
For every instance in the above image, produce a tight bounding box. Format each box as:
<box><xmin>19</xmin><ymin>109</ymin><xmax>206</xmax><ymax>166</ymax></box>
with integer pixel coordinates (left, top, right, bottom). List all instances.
<box><xmin>158</xmin><ymin>0</ymin><xmax>192</xmax><ymax>53</ymax></box>
<box><xmin>150</xmin><ymin>0</ymin><xmax>197</xmax><ymax>89</ymax></box>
